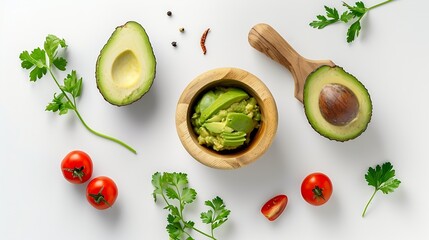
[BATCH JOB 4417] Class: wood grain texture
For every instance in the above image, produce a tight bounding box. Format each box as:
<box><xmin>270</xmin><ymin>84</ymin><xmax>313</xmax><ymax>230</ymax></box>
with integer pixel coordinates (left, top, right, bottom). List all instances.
<box><xmin>248</xmin><ymin>23</ymin><xmax>335</xmax><ymax>102</ymax></box>
<box><xmin>176</xmin><ymin>68</ymin><xmax>278</xmax><ymax>169</ymax></box>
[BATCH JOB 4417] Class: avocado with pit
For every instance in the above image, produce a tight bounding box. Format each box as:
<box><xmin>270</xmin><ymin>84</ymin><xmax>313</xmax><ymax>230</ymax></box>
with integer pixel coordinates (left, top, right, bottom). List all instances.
<box><xmin>303</xmin><ymin>65</ymin><xmax>372</xmax><ymax>141</ymax></box>
<box><xmin>96</xmin><ymin>21</ymin><xmax>156</xmax><ymax>106</ymax></box>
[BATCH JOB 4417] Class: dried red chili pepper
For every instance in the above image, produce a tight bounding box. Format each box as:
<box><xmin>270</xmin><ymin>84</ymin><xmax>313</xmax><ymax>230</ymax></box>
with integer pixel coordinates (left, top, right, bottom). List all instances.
<box><xmin>200</xmin><ymin>28</ymin><xmax>210</xmax><ymax>55</ymax></box>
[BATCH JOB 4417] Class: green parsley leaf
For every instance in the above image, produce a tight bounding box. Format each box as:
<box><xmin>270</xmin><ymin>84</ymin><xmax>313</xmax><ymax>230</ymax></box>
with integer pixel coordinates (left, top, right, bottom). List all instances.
<box><xmin>152</xmin><ymin>172</ymin><xmax>164</xmax><ymax>201</ymax></box>
<box><xmin>347</xmin><ymin>20</ymin><xmax>362</xmax><ymax>43</ymax></box>
<box><xmin>181</xmin><ymin>187</ymin><xmax>197</xmax><ymax>204</ymax></box>
<box><xmin>53</xmin><ymin>57</ymin><xmax>67</xmax><ymax>71</ymax></box>
<box><xmin>45</xmin><ymin>93</ymin><xmax>74</xmax><ymax>115</ymax></box>
<box><xmin>310</xmin><ymin>0</ymin><xmax>394</xmax><ymax>43</ymax></box>
<box><xmin>62</xmin><ymin>70</ymin><xmax>82</xmax><ymax>98</ymax></box>
<box><xmin>167</xmin><ymin>214</ymin><xmax>185</xmax><ymax>239</ymax></box>
<box><xmin>19</xmin><ymin>48</ymin><xmax>48</xmax><ymax>81</ymax></box>
<box><xmin>44</xmin><ymin>34</ymin><xmax>67</xmax><ymax>63</ymax></box>
<box><xmin>362</xmin><ymin>162</ymin><xmax>401</xmax><ymax>217</ymax></box>
<box><xmin>340</xmin><ymin>11</ymin><xmax>355</xmax><ymax>23</ymax></box>
<box><xmin>201</xmin><ymin>196</ymin><xmax>231</xmax><ymax>230</ymax></box>
<box><xmin>325</xmin><ymin>6</ymin><xmax>340</xmax><ymax>20</ymax></box>
<box><xmin>19</xmin><ymin>35</ymin><xmax>136</xmax><ymax>154</ymax></box>
<box><xmin>343</xmin><ymin>1</ymin><xmax>367</xmax><ymax>17</ymax></box>
<box><xmin>165</xmin><ymin>187</ymin><xmax>180</xmax><ymax>201</ymax></box>
<box><xmin>152</xmin><ymin>172</ymin><xmax>231</xmax><ymax>239</ymax></box>
<box><xmin>309</xmin><ymin>6</ymin><xmax>342</xmax><ymax>29</ymax></box>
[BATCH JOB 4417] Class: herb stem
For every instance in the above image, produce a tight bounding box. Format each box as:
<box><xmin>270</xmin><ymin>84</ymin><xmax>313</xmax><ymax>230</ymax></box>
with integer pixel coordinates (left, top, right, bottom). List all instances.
<box><xmin>362</xmin><ymin>189</ymin><xmax>378</xmax><ymax>217</ymax></box>
<box><xmin>73</xmin><ymin>107</ymin><xmax>137</xmax><ymax>154</ymax></box>
<box><xmin>369</xmin><ymin>0</ymin><xmax>394</xmax><ymax>10</ymax></box>
<box><xmin>161</xmin><ymin>190</ymin><xmax>216</xmax><ymax>240</ymax></box>
<box><xmin>190</xmin><ymin>225</ymin><xmax>216</xmax><ymax>239</ymax></box>
<box><xmin>48</xmin><ymin>69</ymin><xmax>137</xmax><ymax>154</ymax></box>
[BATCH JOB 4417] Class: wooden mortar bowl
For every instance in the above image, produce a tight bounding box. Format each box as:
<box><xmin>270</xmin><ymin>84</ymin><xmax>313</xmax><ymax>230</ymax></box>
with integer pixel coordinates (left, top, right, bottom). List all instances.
<box><xmin>176</xmin><ymin>67</ymin><xmax>278</xmax><ymax>169</ymax></box>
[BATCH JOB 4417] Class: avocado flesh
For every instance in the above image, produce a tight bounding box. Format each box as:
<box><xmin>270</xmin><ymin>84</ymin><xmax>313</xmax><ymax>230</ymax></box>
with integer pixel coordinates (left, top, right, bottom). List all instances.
<box><xmin>203</xmin><ymin>122</ymin><xmax>233</xmax><ymax>134</ymax></box>
<box><xmin>222</xmin><ymin>131</ymin><xmax>246</xmax><ymax>140</ymax></box>
<box><xmin>191</xmin><ymin>87</ymin><xmax>261</xmax><ymax>151</ymax></box>
<box><xmin>303</xmin><ymin>65</ymin><xmax>372</xmax><ymax>141</ymax></box>
<box><xmin>199</xmin><ymin>88</ymin><xmax>248</xmax><ymax>123</ymax></box>
<box><xmin>96</xmin><ymin>21</ymin><xmax>156</xmax><ymax>106</ymax></box>
<box><xmin>226</xmin><ymin>112</ymin><xmax>255</xmax><ymax>133</ymax></box>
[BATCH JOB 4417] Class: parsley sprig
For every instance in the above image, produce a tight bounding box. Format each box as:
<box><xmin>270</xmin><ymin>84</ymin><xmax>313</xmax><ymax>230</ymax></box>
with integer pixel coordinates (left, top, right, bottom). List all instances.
<box><xmin>310</xmin><ymin>0</ymin><xmax>395</xmax><ymax>43</ymax></box>
<box><xmin>19</xmin><ymin>35</ymin><xmax>136</xmax><ymax>154</ymax></box>
<box><xmin>362</xmin><ymin>162</ymin><xmax>401</xmax><ymax>217</ymax></box>
<box><xmin>152</xmin><ymin>172</ymin><xmax>231</xmax><ymax>240</ymax></box>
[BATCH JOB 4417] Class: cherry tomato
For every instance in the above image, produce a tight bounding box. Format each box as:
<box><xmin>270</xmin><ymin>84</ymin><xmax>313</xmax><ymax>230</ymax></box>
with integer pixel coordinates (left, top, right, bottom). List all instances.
<box><xmin>301</xmin><ymin>172</ymin><xmax>333</xmax><ymax>206</ymax></box>
<box><xmin>261</xmin><ymin>194</ymin><xmax>288</xmax><ymax>221</ymax></box>
<box><xmin>86</xmin><ymin>176</ymin><xmax>118</xmax><ymax>210</ymax></box>
<box><xmin>61</xmin><ymin>150</ymin><xmax>93</xmax><ymax>184</ymax></box>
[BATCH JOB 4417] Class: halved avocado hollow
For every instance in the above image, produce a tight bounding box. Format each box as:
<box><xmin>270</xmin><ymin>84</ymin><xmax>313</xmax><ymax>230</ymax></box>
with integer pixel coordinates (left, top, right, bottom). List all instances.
<box><xmin>96</xmin><ymin>21</ymin><xmax>156</xmax><ymax>106</ymax></box>
<box><xmin>303</xmin><ymin>65</ymin><xmax>372</xmax><ymax>141</ymax></box>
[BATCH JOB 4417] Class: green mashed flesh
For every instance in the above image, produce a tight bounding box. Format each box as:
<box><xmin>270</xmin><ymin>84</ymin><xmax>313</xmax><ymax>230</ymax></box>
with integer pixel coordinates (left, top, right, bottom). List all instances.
<box><xmin>191</xmin><ymin>87</ymin><xmax>261</xmax><ymax>151</ymax></box>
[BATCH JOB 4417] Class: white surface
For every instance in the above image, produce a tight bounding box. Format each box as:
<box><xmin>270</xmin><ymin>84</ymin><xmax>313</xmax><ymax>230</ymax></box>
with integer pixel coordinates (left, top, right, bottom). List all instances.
<box><xmin>1</xmin><ymin>0</ymin><xmax>428</xmax><ymax>239</ymax></box>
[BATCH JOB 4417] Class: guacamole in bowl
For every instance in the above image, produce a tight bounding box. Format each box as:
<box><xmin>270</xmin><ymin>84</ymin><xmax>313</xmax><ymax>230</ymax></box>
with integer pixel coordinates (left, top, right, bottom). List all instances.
<box><xmin>191</xmin><ymin>87</ymin><xmax>261</xmax><ymax>151</ymax></box>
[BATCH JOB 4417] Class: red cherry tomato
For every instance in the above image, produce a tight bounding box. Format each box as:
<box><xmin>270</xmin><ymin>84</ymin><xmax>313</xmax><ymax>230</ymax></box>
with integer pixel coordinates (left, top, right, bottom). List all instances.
<box><xmin>261</xmin><ymin>194</ymin><xmax>288</xmax><ymax>221</ymax></box>
<box><xmin>61</xmin><ymin>150</ymin><xmax>93</xmax><ymax>184</ymax></box>
<box><xmin>301</xmin><ymin>172</ymin><xmax>333</xmax><ymax>206</ymax></box>
<box><xmin>86</xmin><ymin>176</ymin><xmax>118</xmax><ymax>210</ymax></box>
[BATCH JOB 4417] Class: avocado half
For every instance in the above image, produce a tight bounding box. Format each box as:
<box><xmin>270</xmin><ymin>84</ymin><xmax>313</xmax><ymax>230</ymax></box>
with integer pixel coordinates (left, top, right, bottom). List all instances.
<box><xmin>303</xmin><ymin>65</ymin><xmax>372</xmax><ymax>141</ymax></box>
<box><xmin>96</xmin><ymin>21</ymin><xmax>156</xmax><ymax>106</ymax></box>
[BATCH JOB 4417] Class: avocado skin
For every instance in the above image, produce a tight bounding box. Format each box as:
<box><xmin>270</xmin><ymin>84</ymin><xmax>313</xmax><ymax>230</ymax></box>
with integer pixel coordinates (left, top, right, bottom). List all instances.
<box><xmin>303</xmin><ymin>65</ymin><xmax>373</xmax><ymax>142</ymax></box>
<box><xmin>95</xmin><ymin>21</ymin><xmax>157</xmax><ymax>106</ymax></box>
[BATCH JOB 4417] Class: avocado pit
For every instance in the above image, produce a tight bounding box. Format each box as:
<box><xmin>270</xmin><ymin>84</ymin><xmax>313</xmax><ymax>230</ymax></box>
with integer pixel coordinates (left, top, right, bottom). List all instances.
<box><xmin>319</xmin><ymin>83</ymin><xmax>359</xmax><ymax>126</ymax></box>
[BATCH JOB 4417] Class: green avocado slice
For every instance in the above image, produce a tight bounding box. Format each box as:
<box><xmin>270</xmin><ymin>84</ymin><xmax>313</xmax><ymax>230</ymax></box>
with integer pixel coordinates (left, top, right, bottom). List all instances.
<box><xmin>199</xmin><ymin>88</ymin><xmax>248</xmax><ymax>123</ymax></box>
<box><xmin>303</xmin><ymin>65</ymin><xmax>372</xmax><ymax>141</ymax></box>
<box><xmin>196</xmin><ymin>90</ymin><xmax>218</xmax><ymax>113</ymax></box>
<box><xmin>203</xmin><ymin>122</ymin><xmax>234</xmax><ymax>134</ymax></box>
<box><xmin>96</xmin><ymin>21</ymin><xmax>156</xmax><ymax>106</ymax></box>
<box><xmin>221</xmin><ymin>131</ymin><xmax>246</xmax><ymax>140</ymax></box>
<box><xmin>226</xmin><ymin>112</ymin><xmax>255</xmax><ymax>133</ymax></box>
<box><xmin>222</xmin><ymin>138</ymin><xmax>246</xmax><ymax>148</ymax></box>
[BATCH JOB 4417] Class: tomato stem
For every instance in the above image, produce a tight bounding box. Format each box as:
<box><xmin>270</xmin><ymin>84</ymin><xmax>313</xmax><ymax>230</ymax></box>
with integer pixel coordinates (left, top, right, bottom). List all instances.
<box><xmin>89</xmin><ymin>186</ymin><xmax>111</xmax><ymax>208</ymax></box>
<box><xmin>62</xmin><ymin>166</ymin><xmax>85</xmax><ymax>182</ymax></box>
<box><xmin>362</xmin><ymin>189</ymin><xmax>378</xmax><ymax>217</ymax></box>
<box><xmin>312</xmin><ymin>186</ymin><xmax>325</xmax><ymax>200</ymax></box>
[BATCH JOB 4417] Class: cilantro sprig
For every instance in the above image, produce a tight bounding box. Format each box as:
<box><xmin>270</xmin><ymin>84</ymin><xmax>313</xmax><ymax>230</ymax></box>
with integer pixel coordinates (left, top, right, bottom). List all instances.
<box><xmin>362</xmin><ymin>162</ymin><xmax>401</xmax><ymax>217</ymax></box>
<box><xmin>20</xmin><ymin>35</ymin><xmax>136</xmax><ymax>154</ymax></box>
<box><xmin>310</xmin><ymin>0</ymin><xmax>395</xmax><ymax>43</ymax></box>
<box><xmin>152</xmin><ymin>172</ymin><xmax>231</xmax><ymax>240</ymax></box>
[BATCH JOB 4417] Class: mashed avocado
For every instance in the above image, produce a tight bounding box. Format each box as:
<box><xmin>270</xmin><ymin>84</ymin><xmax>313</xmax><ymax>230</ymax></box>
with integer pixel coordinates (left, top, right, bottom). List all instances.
<box><xmin>191</xmin><ymin>87</ymin><xmax>261</xmax><ymax>151</ymax></box>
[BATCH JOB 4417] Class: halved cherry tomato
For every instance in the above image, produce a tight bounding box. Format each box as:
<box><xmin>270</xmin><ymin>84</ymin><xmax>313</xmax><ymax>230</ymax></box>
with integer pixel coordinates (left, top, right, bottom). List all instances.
<box><xmin>86</xmin><ymin>176</ymin><xmax>118</xmax><ymax>210</ymax></box>
<box><xmin>61</xmin><ymin>150</ymin><xmax>93</xmax><ymax>184</ymax></box>
<box><xmin>301</xmin><ymin>172</ymin><xmax>333</xmax><ymax>206</ymax></box>
<box><xmin>261</xmin><ymin>194</ymin><xmax>288</xmax><ymax>221</ymax></box>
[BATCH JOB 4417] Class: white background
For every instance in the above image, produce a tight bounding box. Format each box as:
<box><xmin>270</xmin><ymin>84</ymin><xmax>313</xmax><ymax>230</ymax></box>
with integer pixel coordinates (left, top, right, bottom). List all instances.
<box><xmin>1</xmin><ymin>0</ymin><xmax>427</xmax><ymax>239</ymax></box>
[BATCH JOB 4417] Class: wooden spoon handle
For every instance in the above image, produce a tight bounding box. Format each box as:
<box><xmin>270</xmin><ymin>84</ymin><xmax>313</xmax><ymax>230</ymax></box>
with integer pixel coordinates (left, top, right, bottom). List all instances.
<box><xmin>248</xmin><ymin>23</ymin><xmax>302</xmax><ymax>73</ymax></box>
<box><xmin>248</xmin><ymin>23</ymin><xmax>335</xmax><ymax>102</ymax></box>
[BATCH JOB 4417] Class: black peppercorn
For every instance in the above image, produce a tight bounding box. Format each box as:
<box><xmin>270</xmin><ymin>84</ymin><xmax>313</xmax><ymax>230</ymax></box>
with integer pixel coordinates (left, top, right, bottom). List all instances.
<box><xmin>167</xmin><ymin>11</ymin><xmax>172</xmax><ymax>16</ymax></box>
<box><xmin>171</xmin><ymin>41</ymin><xmax>177</xmax><ymax>47</ymax></box>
